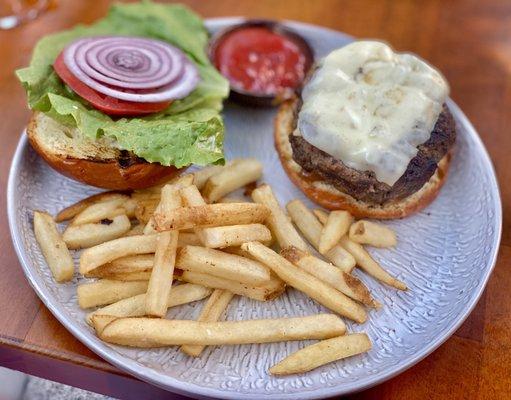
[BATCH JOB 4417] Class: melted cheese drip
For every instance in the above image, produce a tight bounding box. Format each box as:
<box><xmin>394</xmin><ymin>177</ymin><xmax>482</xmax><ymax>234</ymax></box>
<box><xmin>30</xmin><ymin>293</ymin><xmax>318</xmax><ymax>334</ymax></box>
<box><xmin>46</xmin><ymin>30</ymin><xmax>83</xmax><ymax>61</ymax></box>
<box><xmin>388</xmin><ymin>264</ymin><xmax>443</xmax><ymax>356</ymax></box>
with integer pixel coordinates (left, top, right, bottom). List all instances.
<box><xmin>297</xmin><ymin>41</ymin><xmax>449</xmax><ymax>186</ymax></box>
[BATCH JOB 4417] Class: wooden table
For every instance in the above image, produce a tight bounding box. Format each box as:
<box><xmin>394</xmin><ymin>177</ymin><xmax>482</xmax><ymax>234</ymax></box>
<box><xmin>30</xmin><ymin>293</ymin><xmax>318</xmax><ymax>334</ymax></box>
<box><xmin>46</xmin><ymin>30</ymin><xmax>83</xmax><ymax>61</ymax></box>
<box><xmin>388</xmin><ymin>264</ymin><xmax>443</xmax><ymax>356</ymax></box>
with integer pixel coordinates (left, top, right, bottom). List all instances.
<box><xmin>0</xmin><ymin>1</ymin><xmax>509</xmax><ymax>399</ymax></box>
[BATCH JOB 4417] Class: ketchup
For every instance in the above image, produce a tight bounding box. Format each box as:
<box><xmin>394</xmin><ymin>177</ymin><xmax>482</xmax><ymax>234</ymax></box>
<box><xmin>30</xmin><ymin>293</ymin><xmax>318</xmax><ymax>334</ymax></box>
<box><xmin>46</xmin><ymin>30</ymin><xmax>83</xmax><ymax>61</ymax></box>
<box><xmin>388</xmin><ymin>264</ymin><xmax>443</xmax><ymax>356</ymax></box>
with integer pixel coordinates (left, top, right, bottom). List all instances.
<box><xmin>213</xmin><ymin>26</ymin><xmax>308</xmax><ymax>96</ymax></box>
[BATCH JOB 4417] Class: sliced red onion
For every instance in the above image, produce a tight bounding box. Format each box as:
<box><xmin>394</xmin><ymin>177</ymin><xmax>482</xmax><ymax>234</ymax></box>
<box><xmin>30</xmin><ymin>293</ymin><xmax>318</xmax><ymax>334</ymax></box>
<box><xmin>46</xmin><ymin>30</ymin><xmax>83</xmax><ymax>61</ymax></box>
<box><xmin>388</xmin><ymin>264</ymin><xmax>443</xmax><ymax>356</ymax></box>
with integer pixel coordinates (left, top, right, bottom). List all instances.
<box><xmin>62</xmin><ymin>36</ymin><xmax>200</xmax><ymax>103</ymax></box>
<box><xmin>85</xmin><ymin>40</ymin><xmax>183</xmax><ymax>83</ymax></box>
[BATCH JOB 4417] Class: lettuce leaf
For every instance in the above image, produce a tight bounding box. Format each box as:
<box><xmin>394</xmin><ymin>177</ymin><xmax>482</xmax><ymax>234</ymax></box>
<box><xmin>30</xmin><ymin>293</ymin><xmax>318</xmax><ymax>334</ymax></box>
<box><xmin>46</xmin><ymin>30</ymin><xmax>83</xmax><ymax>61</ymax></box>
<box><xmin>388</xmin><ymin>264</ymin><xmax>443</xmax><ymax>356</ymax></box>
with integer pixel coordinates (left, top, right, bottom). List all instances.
<box><xmin>16</xmin><ymin>1</ymin><xmax>229</xmax><ymax>167</ymax></box>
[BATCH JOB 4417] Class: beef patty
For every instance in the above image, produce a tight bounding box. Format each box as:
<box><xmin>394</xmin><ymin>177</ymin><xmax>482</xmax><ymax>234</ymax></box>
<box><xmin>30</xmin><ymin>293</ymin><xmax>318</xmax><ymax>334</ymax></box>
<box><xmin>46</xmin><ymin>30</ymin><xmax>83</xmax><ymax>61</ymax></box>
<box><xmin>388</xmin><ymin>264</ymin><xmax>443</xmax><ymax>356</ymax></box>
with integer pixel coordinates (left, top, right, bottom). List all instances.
<box><xmin>289</xmin><ymin>101</ymin><xmax>456</xmax><ymax>205</ymax></box>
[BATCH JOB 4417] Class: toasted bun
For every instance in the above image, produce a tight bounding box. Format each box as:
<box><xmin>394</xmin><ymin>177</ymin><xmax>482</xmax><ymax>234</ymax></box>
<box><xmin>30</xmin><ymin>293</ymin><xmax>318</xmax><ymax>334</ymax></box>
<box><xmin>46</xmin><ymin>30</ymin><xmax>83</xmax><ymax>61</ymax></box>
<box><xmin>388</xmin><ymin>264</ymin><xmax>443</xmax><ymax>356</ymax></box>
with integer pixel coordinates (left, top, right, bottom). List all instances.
<box><xmin>27</xmin><ymin>112</ymin><xmax>182</xmax><ymax>190</ymax></box>
<box><xmin>275</xmin><ymin>99</ymin><xmax>452</xmax><ymax>219</ymax></box>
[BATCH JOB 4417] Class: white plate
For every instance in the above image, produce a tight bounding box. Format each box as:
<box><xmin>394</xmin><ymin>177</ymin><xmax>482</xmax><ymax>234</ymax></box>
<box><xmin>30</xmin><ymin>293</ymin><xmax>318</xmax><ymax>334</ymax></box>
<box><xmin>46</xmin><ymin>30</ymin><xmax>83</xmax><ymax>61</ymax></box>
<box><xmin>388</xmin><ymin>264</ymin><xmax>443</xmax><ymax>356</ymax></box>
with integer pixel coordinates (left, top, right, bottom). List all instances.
<box><xmin>7</xmin><ymin>18</ymin><xmax>502</xmax><ymax>400</ymax></box>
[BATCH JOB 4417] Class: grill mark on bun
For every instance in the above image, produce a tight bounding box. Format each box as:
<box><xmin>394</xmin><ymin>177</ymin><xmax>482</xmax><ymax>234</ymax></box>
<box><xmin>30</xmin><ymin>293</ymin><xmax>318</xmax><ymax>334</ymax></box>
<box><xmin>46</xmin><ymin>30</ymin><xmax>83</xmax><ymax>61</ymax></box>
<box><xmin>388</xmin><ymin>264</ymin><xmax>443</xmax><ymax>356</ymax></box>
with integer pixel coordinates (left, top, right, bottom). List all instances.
<box><xmin>117</xmin><ymin>150</ymin><xmax>143</xmax><ymax>169</ymax></box>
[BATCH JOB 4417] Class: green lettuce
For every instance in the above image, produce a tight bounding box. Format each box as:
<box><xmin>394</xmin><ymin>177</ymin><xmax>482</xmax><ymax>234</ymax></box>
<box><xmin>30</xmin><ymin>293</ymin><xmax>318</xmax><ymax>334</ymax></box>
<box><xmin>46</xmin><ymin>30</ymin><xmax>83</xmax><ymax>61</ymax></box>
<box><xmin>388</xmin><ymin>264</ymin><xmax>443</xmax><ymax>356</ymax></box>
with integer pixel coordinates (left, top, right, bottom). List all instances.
<box><xmin>16</xmin><ymin>1</ymin><xmax>229</xmax><ymax>167</ymax></box>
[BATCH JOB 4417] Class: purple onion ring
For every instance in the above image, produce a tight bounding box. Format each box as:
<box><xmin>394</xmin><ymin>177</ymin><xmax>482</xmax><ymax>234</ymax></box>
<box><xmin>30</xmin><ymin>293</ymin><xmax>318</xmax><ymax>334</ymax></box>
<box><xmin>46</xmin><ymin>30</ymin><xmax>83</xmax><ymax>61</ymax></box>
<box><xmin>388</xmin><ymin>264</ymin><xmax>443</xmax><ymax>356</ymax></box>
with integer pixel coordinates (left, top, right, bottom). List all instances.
<box><xmin>62</xmin><ymin>36</ymin><xmax>200</xmax><ymax>102</ymax></box>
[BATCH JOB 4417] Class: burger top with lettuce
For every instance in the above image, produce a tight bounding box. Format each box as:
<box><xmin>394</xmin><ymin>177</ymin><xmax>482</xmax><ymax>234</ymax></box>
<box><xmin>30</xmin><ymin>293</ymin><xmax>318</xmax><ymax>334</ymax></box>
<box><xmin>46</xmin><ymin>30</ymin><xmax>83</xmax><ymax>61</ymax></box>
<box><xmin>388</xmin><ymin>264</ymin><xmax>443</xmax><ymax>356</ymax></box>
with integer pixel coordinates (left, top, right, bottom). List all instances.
<box><xmin>16</xmin><ymin>1</ymin><xmax>229</xmax><ymax>190</ymax></box>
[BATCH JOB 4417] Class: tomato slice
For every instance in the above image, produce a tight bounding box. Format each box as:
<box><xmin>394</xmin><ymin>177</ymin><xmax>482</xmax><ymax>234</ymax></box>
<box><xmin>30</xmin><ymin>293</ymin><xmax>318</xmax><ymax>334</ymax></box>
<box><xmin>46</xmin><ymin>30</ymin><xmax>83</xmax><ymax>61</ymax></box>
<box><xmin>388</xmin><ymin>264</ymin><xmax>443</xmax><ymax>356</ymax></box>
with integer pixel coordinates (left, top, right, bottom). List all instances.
<box><xmin>53</xmin><ymin>53</ymin><xmax>172</xmax><ymax>116</ymax></box>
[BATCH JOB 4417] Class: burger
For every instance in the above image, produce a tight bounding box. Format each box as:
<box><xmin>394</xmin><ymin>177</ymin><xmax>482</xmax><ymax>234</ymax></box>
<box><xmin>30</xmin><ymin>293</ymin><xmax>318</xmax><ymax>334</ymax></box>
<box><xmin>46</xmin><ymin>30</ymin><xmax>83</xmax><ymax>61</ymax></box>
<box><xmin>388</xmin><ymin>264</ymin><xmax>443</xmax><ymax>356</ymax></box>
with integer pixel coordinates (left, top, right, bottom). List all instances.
<box><xmin>16</xmin><ymin>2</ymin><xmax>229</xmax><ymax>190</ymax></box>
<box><xmin>275</xmin><ymin>41</ymin><xmax>456</xmax><ymax>219</ymax></box>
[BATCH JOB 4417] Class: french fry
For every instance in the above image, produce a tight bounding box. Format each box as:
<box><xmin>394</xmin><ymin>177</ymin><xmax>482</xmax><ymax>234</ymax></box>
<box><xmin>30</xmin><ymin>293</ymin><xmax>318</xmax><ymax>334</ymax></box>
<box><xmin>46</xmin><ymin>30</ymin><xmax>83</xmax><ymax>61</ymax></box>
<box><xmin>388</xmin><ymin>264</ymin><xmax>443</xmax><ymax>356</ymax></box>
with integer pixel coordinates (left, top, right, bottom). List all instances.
<box><xmin>130</xmin><ymin>191</ymin><xmax>161</xmax><ymax>202</ymax></box>
<box><xmin>197</xmin><ymin>224</ymin><xmax>272</xmax><ymax>249</ymax></box>
<box><xmin>77</xmin><ymin>280</ymin><xmax>148</xmax><ymax>309</ymax></box>
<box><xmin>154</xmin><ymin>203</ymin><xmax>270</xmax><ymax>231</ymax></box>
<box><xmin>251</xmin><ymin>184</ymin><xmax>308</xmax><ymax>251</ymax></box>
<box><xmin>313</xmin><ymin>209</ymin><xmax>329</xmax><ymax>224</ymax></box>
<box><xmin>310</xmin><ymin>208</ymin><xmax>405</xmax><ymax>289</ymax></box>
<box><xmin>178</xmin><ymin>270</ymin><xmax>285</xmax><ymax>301</ymax></box>
<box><xmin>135</xmin><ymin>199</ymin><xmax>160</xmax><ymax>224</ymax></box>
<box><xmin>153</xmin><ymin>177</ymin><xmax>193</xmax><ymax>217</ymax></box>
<box><xmin>63</xmin><ymin>215</ymin><xmax>131</xmax><ymax>249</ymax></box>
<box><xmin>137</xmin><ymin>174</ymin><xmax>194</xmax><ymax>225</ymax></box>
<box><xmin>179</xmin><ymin>185</ymin><xmax>209</xmax><ymax>243</ymax></box>
<box><xmin>146</xmin><ymin>180</ymin><xmax>184</xmax><ymax>317</ymax></box>
<box><xmin>91</xmin><ymin>315</ymin><xmax>117</xmax><ymax>333</ymax></box>
<box><xmin>121</xmin><ymin>198</ymin><xmax>138</xmax><ymax>219</ymax></box>
<box><xmin>325</xmin><ymin>246</ymin><xmax>357</xmax><ymax>274</ymax></box>
<box><xmin>181</xmin><ymin>289</ymin><xmax>234</xmax><ymax>356</ymax></box>
<box><xmin>286</xmin><ymin>200</ymin><xmax>321</xmax><ymax>245</ymax></box>
<box><xmin>202</xmin><ymin>159</ymin><xmax>263</xmax><ymax>203</ymax></box>
<box><xmin>86</xmin><ymin>254</ymin><xmax>154</xmax><ymax>277</ymax></box>
<box><xmin>134</xmin><ymin>174</ymin><xmax>194</xmax><ymax>197</ymax></box>
<box><xmin>280</xmin><ymin>247</ymin><xmax>379</xmax><ymax>308</ymax></box>
<box><xmin>126</xmin><ymin>223</ymin><xmax>146</xmax><ymax>236</ymax></box>
<box><xmin>79</xmin><ymin>234</ymin><xmax>158</xmax><ymax>275</ymax></box>
<box><xmin>286</xmin><ymin>200</ymin><xmax>356</xmax><ymax>272</ymax></box>
<box><xmin>269</xmin><ymin>333</ymin><xmax>372</xmax><ymax>375</ymax></box>
<box><xmin>87</xmin><ymin>283</ymin><xmax>212</xmax><ymax>328</ymax></box>
<box><xmin>318</xmin><ymin>211</ymin><xmax>353</xmax><ymax>254</ymax></box>
<box><xmin>192</xmin><ymin>165</ymin><xmax>225</xmax><ymax>190</ymax></box>
<box><xmin>99</xmin><ymin>314</ymin><xmax>346</xmax><ymax>347</ymax></box>
<box><xmin>349</xmin><ymin>220</ymin><xmax>397</xmax><ymax>248</ymax></box>
<box><xmin>86</xmin><ymin>234</ymin><xmax>209</xmax><ymax>279</ymax></box>
<box><xmin>216</xmin><ymin>197</ymin><xmax>248</xmax><ymax>203</ymax></box>
<box><xmin>222</xmin><ymin>246</ymin><xmax>254</xmax><ymax>259</ymax></box>
<box><xmin>143</xmin><ymin>218</ymin><xmax>157</xmax><ymax>235</ymax></box>
<box><xmin>338</xmin><ymin>237</ymin><xmax>407</xmax><ymax>290</ymax></box>
<box><xmin>178</xmin><ymin>232</ymin><xmax>202</xmax><ymax>247</ymax></box>
<box><xmin>72</xmin><ymin>196</ymin><xmax>129</xmax><ymax>225</ymax></box>
<box><xmin>55</xmin><ymin>192</ymin><xmax>126</xmax><ymax>222</ymax></box>
<box><xmin>177</xmin><ymin>246</ymin><xmax>270</xmax><ymax>284</ymax></box>
<box><xmin>146</xmin><ymin>231</ymin><xmax>178</xmax><ymax>317</ymax></box>
<box><xmin>33</xmin><ymin>211</ymin><xmax>74</xmax><ymax>283</ymax></box>
<box><xmin>241</xmin><ymin>242</ymin><xmax>367</xmax><ymax>323</ymax></box>
<box><xmin>180</xmin><ymin>185</ymin><xmax>207</xmax><ymax>207</ymax></box>
<box><xmin>95</xmin><ymin>271</ymin><xmax>153</xmax><ymax>281</ymax></box>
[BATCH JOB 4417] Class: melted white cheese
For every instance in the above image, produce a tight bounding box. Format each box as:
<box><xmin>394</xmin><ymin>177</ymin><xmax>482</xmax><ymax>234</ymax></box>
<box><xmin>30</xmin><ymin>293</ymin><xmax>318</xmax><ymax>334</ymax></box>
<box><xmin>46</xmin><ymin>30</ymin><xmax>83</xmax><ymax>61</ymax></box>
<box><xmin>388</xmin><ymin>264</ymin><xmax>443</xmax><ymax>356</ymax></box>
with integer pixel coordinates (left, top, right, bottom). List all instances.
<box><xmin>297</xmin><ymin>41</ymin><xmax>449</xmax><ymax>186</ymax></box>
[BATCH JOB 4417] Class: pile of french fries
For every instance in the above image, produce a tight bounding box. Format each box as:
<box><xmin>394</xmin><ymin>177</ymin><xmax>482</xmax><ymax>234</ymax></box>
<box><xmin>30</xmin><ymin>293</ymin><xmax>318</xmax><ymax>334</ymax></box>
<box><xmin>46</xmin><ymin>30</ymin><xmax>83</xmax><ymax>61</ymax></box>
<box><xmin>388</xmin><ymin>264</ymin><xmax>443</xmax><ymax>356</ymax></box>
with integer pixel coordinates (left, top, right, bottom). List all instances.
<box><xmin>33</xmin><ymin>158</ymin><xmax>405</xmax><ymax>376</ymax></box>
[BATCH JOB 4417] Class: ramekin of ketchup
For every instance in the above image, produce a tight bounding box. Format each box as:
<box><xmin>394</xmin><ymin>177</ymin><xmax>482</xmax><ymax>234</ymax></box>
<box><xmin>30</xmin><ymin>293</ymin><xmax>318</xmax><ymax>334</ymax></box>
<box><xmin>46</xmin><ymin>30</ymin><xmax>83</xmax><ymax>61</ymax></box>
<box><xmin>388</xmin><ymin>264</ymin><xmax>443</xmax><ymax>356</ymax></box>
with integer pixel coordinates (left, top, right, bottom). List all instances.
<box><xmin>209</xmin><ymin>20</ymin><xmax>314</xmax><ymax>106</ymax></box>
